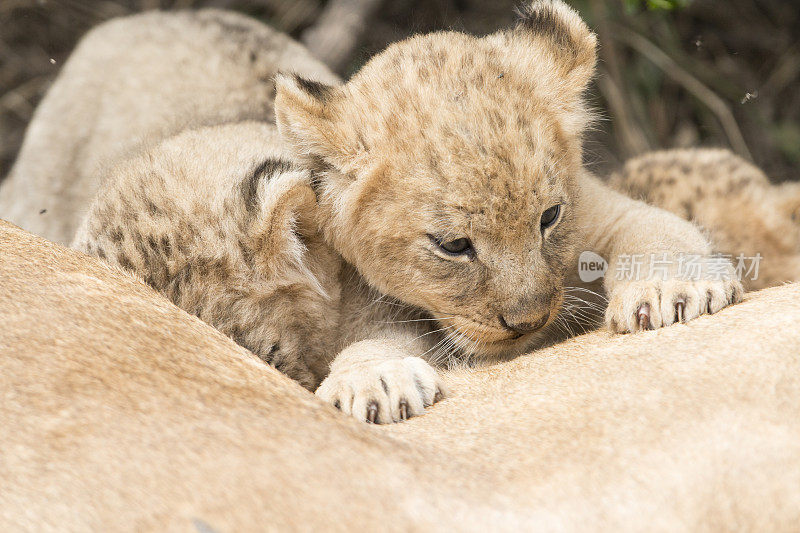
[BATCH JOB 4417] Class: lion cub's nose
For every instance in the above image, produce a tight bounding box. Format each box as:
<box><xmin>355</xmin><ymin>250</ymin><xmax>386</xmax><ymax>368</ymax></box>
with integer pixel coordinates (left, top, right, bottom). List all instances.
<box><xmin>499</xmin><ymin>311</ymin><xmax>550</xmax><ymax>335</ymax></box>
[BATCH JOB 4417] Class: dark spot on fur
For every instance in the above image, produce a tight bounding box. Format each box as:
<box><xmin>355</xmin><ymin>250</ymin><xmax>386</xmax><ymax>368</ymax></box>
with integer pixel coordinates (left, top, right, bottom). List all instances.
<box><xmin>146</xmin><ymin>200</ymin><xmax>160</xmax><ymax>216</ymax></box>
<box><xmin>117</xmin><ymin>253</ymin><xmax>134</xmax><ymax>271</ymax></box>
<box><xmin>294</xmin><ymin>75</ymin><xmax>334</xmax><ymax>102</ymax></box>
<box><xmin>728</xmin><ymin>177</ymin><xmax>752</xmax><ymax>194</ymax></box>
<box><xmin>237</xmin><ymin>237</ymin><xmax>255</xmax><ymax>266</ymax></box>
<box><xmin>160</xmin><ymin>236</ymin><xmax>172</xmax><ymax>256</ymax></box>
<box><xmin>681</xmin><ymin>200</ymin><xmax>695</xmax><ymax>220</ymax></box>
<box><xmin>516</xmin><ymin>3</ymin><xmax>574</xmax><ymax>50</ymax></box>
<box><xmin>241</xmin><ymin>157</ymin><xmax>295</xmax><ymax>212</ymax></box>
<box><xmin>143</xmin><ymin>272</ymin><xmax>157</xmax><ymax>288</ymax></box>
<box><xmin>96</xmin><ymin>246</ymin><xmax>106</xmax><ymax>260</ymax></box>
<box><xmin>38</xmin><ymin>209</ymin><xmax>47</xmax><ymax>215</ymax></box>
<box><xmin>259</xmin><ymin>343</ymin><xmax>280</xmax><ymax>364</ymax></box>
<box><xmin>133</xmin><ymin>233</ymin><xmax>150</xmax><ymax>261</ymax></box>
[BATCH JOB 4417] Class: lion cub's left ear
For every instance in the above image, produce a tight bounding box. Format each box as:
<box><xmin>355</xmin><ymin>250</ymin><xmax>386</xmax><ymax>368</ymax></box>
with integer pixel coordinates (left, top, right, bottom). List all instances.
<box><xmin>274</xmin><ymin>74</ymin><xmax>363</xmax><ymax>176</ymax></box>
<box><xmin>509</xmin><ymin>0</ymin><xmax>597</xmax><ymax>97</ymax></box>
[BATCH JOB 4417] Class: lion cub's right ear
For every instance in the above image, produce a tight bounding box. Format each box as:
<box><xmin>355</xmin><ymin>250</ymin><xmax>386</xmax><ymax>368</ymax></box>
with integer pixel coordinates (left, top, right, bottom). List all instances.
<box><xmin>274</xmin><ymin>74</ymin><xmax>363</xmax><ymax>177</ymax></box>
<box><xmin>509</xmin><ymin>0</ymin><xmax>597</xmax><ymax>99</ymax></box>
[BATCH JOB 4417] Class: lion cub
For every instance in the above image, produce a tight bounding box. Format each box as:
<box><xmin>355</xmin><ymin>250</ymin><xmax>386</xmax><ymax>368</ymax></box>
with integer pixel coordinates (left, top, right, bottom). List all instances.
<box><xmin>73</xmin><ymin>122</ymin><xmax>342</xmax><ymax>390</ymax></box>
<box><xmin>34</xmin><ymin>10</ymin><xmax>345</xmax><ymax>391</ymax></box>
<box><xmin>276</xmin><ymin>0</ymin><xmax>743</xmax><ymax>421</ymax></box>
<box><xmin>610</xmin><ymin>148</ymin><xmax>800</xmax><ymax>290</ymax></box>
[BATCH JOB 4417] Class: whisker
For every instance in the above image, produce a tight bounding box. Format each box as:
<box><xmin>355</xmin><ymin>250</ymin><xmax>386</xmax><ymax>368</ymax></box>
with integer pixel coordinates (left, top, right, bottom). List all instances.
<box><xmin>379</xmin><ymin>316</ymin><xmax>455</xmax><ymax>325</ymax></box>
<box><xmin>564</xmin><ymin>286</ymin><xmax>609</xmax><ymax>302</ymax></box>
<box><xmin>406</xmin><ymin>324</ymin><xmax>456</xmax><ymax>347</ymax></box>
<box><xmin>422</xmin><ymin>334</ymin><xmax>454</xmax><ymax>364</ymax></box>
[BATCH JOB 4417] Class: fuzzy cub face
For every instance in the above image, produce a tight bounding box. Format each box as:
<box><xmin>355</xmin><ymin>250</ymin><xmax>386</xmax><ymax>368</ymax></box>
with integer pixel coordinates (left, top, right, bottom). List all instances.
<box><xmin>276</xmin><ymin>0</ymin><xmax>596</xmax><ymax>357</ymax></box>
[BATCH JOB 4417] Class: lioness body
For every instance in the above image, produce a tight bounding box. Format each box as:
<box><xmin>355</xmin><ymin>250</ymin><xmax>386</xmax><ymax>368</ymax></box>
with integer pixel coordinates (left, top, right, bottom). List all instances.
<box><xmin>3</xmin><ymin>221</ymin><xmax>800</xmax><ymax>531</ymax></box>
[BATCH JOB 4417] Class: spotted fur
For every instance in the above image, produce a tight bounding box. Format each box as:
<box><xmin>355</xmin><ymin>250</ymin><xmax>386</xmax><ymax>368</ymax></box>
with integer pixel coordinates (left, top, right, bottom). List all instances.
<box><xmin>274</xmin><ymin>1</ymin><xmax>742</xmax><ymax>422</ymax></box>
<box><xmin>610</xmin><ymin>148</ymin><xmax>800</xmax><ymax>290</ymax></box>
<box><xmin>73</xmin><ymin>123</ymin><xmax>343</xmax><ymax>390</ymax></box>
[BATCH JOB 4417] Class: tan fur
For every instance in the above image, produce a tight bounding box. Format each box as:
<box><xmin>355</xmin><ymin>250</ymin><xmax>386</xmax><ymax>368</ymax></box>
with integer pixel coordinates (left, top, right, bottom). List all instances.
<box><xmin>610</xmin><ymin>148</ymin><xmax>800</xmax><ymax>290</ymax></box>
<box><xmin>275</xmin><ymin>1</ymin><xmax>742</xmax><ymax>419</ymax></box>
<box><xmin>3</xmin><ymin>220</ymin><xmax>800</xmax><ymax>531</ymax></box>
<box><xmin>3</xmin><ymin>3</ymin><xmax>743</xmax><ymax>424</ymax></box>
<box><xmin>72</xmin><ymin>122</ymin><xmax>343</xmax><ymax>390</ymax></box>
<box><xmin>38</xmin><ymin>10</ymin><xmax>445</xmax><ymax>414</ymax></box>
<box><xmin>1</xmin><ymin>10</ymin><xmax>347</xmax><ymax>391</ymax></box>
<box><xmin>0</xmin><ymin>9</ymin><xmax>338</xmax><ymax>245</ymax></box>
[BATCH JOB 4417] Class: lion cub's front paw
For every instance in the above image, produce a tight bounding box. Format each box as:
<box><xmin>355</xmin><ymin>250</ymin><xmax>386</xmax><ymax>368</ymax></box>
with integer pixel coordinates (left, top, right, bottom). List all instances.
<box><xmin>605</xmin><ymin>274</ymin><xmax>743</xmax><ymax>333</ymax></box>
<box><xmin>316</xmin><ymin>355</ymin><xmax>445</xmax><ymax>424</ymax></box>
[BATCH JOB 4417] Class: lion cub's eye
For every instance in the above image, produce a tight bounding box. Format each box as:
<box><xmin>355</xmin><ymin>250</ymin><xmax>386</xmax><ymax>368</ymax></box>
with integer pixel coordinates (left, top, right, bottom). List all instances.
<box><xmin>428</xmin><ymin>234</ymin><xmax>475</xmax><ymax>258</ymax></box>
<box><xmin>540</xmin><ymin>204</ymin><xmax>561</xmax><ymax>230</ymax></box>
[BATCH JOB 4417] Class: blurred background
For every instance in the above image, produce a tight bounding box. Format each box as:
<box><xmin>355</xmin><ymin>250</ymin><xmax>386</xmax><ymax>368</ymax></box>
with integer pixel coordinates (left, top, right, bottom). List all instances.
<box><xmin>1</xmin><ymin>0</ymin><xmax>797</xmax><ymax>181</ymax></box>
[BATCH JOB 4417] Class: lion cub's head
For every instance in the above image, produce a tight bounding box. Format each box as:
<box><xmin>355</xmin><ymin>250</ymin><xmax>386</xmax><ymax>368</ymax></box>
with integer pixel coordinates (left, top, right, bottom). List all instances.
<box><xmin>276</xmin><ymin>0</ymin><xmax>596</xmax><ymax>357</ymax></box>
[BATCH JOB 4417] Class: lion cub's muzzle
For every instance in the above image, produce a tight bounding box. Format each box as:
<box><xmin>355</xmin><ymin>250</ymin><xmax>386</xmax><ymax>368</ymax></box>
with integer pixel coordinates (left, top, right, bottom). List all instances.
<box><xmin>499</xmin><ymin>311</ymin><xmax>550</xmax><ymax>338</ymax></box>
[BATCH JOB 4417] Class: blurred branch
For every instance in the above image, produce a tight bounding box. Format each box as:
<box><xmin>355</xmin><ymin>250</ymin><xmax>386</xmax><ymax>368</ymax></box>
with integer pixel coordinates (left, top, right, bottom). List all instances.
<box><xmin>302</xmin><ymin>0</ymin><xmax>383</xmax><ymax>74</ymax></box>
<box><xmin>589</xmin><ymin>0</ymin><xmax>652</xmax><ymax>157</ymax></box>
<box><xmin>595</xmin><ymin>67</ymin><xmax>652</xmax><ymax>156</ymax></box>
<box><xmin>762</xmin><ymin>42</ymin><xmax>800</xmax><ymax>96</ymax></box>
<box><xmin>0</xmin><ymin>76</ymin><xmax>45</xmax><ymax>121</ymax></box>
<box><xmin>613</xmin><ymin>27</ymin><xmax>752</xmax><ymax>160</ymax></box>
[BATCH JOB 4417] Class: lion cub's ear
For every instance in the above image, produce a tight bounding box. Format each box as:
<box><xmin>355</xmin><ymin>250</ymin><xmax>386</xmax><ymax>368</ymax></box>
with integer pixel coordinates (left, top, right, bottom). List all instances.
<box><xmin>274</xmin><ymin>74</ymin><xmax>363</xmax><ymax>176</ymax></box>
<box><xmin>509</xmin><ymin>0</ymin><xmax>597</xmax><ymax>97</ymax></box>
<box><xmin>249</xmin><ymin>169</ymin><xmax>328</xmax><ymax>294</ymax></box>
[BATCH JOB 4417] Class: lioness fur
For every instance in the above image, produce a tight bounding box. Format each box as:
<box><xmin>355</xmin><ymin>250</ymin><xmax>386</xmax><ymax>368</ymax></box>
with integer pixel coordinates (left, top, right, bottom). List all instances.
<box><xmin>3</xmin><ymin>220</ymin><xmax>800</xmax><ymax>531</ymax></box>
<box><xmin>6</xmin><ymin>2</ymin><xmax>743</xmax><ymax>423</ymax></box>
<box><xmin>610</xmin><ymin>148</ymin><xmax>800</xmax><ymax>290</ymax></box>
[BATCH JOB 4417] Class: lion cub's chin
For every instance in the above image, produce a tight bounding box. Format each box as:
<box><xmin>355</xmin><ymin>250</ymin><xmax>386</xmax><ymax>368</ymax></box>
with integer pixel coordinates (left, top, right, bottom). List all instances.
<box><xmin>429</xmin><ymin>295</ymin><xmax>563</xmax><ymax>360</ymax></box>
<box><xmin>432</xmin><ymin>317</ymin><xmax>555</xmax><ymax>361</ymax></box>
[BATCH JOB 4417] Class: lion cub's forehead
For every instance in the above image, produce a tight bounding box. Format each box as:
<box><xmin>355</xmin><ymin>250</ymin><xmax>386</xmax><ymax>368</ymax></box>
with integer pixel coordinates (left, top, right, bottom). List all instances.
<box><xmin>339</xmin><ymin>29</ymin><xmax>583</xmax><ymax>233</ymax></box>
<box><xmin>347</xmin><ymin>32</ymin><xmax>551</xmax><ymax>139</ymax></box>
<box><xmin>347</xmin><ymin>32</ymin><xmax>575</xmax><ymax>181</ymax></box>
